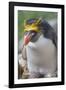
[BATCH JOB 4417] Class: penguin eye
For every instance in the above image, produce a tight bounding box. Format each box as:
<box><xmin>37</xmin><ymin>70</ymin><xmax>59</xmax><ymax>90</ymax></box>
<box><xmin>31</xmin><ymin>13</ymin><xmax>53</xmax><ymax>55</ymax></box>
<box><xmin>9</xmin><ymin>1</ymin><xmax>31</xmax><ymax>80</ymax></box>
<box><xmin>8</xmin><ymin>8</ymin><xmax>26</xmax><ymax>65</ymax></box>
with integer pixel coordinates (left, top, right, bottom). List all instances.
<box><xmin>31</xmin><ymin>31</ymin><xmax>37</xmax><ymax>37</ymax></box>
<box><xmin>31</xmin><ymin>32</ymin><xmax>35</xmax><ymax>36</ymax></box>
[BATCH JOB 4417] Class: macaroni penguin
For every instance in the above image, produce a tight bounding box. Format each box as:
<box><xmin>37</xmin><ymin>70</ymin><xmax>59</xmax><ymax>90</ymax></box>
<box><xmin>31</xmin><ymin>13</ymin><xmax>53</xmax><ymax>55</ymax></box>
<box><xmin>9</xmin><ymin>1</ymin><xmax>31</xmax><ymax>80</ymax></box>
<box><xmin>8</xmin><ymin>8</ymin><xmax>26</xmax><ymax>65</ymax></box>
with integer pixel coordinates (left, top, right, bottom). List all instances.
<box><xmin>20</xmin><ymin>18</ymin><xmax>57</xmax><ymax>78</ymax></box>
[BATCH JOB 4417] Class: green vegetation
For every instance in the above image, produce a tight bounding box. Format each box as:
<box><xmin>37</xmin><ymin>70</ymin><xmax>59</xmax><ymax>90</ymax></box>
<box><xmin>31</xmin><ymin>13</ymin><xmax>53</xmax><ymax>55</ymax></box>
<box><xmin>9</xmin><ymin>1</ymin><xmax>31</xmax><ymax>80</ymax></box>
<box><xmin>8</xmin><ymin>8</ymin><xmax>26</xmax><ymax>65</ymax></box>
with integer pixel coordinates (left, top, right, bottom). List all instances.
<box><xmin>18</xmin><ymin>10</ymin><xmax>57</xmax><ymax>41</ymax></box>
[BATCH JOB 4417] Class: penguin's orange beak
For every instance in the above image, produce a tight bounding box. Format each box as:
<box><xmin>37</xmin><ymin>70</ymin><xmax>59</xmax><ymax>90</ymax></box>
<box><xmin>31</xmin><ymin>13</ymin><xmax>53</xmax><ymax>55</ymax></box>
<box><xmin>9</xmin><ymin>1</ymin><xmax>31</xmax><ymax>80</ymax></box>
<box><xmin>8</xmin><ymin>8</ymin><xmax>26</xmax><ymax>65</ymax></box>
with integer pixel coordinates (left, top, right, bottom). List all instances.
<box><xmin>24</xmin><ymin>35</ymin><xmax>30</xmax><ymax>45</ymax></box>
<box><xmin>24</xmin><ymin>31</ymin><xmax>33</xmax><ymax>45</ymax></box>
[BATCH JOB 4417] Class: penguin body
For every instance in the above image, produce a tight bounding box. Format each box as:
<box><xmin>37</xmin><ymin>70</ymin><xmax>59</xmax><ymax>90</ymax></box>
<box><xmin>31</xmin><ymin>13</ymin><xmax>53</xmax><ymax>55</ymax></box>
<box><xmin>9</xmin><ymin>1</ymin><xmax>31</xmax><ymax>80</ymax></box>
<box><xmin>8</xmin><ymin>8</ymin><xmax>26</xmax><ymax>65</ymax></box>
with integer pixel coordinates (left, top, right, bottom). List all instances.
<box><xmin>26</xmin><ymin>34</ymin><xmax>57</xmax><ymax>78</ymax></box>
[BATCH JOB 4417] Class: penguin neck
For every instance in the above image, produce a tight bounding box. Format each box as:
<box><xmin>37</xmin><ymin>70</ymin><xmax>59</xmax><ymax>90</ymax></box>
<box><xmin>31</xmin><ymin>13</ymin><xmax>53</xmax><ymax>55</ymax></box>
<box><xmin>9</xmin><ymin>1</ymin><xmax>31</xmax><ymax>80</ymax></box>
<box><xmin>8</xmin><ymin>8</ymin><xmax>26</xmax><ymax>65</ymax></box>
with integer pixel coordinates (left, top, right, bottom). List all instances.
<box><xmin>27</xmin><ymin>34</ymin><xmax>54</xmax><ymax>50</ymax></box>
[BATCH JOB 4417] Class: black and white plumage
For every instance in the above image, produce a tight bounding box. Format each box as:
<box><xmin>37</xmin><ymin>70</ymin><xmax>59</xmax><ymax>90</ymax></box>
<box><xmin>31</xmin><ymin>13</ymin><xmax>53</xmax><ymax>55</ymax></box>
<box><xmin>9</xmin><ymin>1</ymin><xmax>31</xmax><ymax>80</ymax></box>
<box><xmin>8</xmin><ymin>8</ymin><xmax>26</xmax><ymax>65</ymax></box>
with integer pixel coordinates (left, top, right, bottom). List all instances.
<box><xmin>19</xmin><ymin>18</ymin><xmax>57</xmax><ymax>78</ymax></box>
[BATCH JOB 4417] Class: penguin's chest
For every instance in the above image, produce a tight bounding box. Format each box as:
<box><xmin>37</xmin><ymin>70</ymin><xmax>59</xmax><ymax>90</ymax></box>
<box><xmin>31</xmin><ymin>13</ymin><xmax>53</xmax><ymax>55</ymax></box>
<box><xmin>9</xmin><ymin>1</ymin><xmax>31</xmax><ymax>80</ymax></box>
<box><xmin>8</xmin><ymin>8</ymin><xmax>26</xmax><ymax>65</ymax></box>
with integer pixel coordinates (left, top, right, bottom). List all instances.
<box><xmin>26</xmin><ymin>35</ymin><xmax>57</xmax><ymax>73</ymax></box>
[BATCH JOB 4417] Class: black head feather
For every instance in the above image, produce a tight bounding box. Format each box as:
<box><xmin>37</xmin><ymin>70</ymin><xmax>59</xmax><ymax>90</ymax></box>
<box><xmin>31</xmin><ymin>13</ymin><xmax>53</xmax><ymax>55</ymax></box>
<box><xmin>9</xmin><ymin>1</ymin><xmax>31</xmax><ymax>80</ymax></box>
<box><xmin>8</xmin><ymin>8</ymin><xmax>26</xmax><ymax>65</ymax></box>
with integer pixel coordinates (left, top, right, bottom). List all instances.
<box><xmin>26</xmin><ymin>18</ymin><xmax>37</xmax><ymax>25</ymax></box>
<box><xmin>39</xmin><ymin>19</ymin><xmax>57</xmax><ymax>48</ymax></box>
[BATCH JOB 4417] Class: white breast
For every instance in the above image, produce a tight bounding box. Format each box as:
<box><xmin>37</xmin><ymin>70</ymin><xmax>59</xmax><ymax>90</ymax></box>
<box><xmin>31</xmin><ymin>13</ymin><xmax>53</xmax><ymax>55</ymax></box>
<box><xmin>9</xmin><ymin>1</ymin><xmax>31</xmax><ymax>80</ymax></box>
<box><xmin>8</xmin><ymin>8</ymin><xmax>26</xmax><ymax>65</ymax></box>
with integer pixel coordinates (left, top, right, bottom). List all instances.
<box><xmin>26</xmin><ymin>35</ymin><xmax>57</xmax><ymax>75</ymax></box>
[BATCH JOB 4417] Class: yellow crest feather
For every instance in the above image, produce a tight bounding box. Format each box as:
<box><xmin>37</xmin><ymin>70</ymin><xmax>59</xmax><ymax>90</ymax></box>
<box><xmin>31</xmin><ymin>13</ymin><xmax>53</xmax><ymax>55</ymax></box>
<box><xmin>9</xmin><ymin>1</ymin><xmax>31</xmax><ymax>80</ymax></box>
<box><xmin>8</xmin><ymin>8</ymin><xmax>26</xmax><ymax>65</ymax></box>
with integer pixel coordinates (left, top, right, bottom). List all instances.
<box><xmin>24</xmin><ymin>18</ymin><xmax>41</xmax><ymax>32</ymax></box>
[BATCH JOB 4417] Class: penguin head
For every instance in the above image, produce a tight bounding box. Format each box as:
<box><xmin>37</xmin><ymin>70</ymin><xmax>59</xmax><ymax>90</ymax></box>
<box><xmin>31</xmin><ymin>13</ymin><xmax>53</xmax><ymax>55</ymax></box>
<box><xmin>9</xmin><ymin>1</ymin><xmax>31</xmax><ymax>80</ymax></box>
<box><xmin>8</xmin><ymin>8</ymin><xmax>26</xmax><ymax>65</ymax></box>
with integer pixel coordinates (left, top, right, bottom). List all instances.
<box><xmin>24</xmin><ymin>18</ymin><xmax>42</xmax><ymax>45</ymax></box>
<box><xmin>23</xmin><ymin>18</ymin><xmax>53</xmax><ymax>45</ymax></box>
